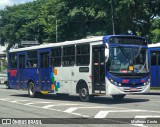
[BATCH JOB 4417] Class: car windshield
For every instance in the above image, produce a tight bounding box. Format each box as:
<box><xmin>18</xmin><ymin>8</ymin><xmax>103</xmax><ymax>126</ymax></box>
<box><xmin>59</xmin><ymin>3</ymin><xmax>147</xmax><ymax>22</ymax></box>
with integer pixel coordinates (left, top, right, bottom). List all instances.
<box><xmin>107</xmin><ymin>46</ymin><xmax>149</xmax><ymax>74</ymax></box>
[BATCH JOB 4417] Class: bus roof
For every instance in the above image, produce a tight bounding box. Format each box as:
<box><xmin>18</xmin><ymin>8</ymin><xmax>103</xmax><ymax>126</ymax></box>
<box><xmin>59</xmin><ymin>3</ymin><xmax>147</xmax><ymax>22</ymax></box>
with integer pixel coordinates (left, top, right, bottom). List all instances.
<box><xmin>103</xmin><ymin>35</ymin><xmax>145</xmax><ymax>39</ymax></box>
<box><xmin>9</xmin><ymin>36</ymin><xmax>103</xmax><ymax>53</ymax></box>
<box><xmin>9</xmin><ymin>35</ymin><xmax>146</xmax><ymax>53</ymax></box>
<box><xmin>148</xmin><ymin>43</ymin><xmax>160</xmax><ymax>48</ymax></box>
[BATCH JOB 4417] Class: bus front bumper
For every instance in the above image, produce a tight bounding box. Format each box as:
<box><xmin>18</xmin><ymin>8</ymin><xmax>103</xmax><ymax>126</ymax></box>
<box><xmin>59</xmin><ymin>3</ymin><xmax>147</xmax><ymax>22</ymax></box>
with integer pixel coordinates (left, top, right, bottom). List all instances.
<box><xmin>106</xmin><ymin>79</ymin><xmax>150</xmax><ymax>95</ymax></box>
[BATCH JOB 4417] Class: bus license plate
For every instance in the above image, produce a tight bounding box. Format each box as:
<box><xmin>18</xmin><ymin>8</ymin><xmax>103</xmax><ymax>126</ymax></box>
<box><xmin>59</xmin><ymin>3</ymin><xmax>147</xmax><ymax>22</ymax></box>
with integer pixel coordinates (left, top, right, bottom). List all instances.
<box><xmin>130</xmin><ymin>88</ymin><xmax>137</xmax><ymax>91</ymax></box>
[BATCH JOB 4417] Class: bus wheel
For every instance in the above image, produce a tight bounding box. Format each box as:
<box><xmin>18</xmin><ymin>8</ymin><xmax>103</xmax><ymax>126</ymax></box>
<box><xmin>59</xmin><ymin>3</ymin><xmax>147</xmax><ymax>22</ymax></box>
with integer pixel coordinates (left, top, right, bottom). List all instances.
<box><xmin>112</xmin><ymin>95</ymin><xmax>125</xmax><ymax>100</ymax></box>
<box><xmin>79</xmin><ymin>86</ymin><xmax>90</xmax><ymax>102</ymax></box>
<box><xmin>28</xmin><ymin>82</ymin><xmax>36</xmax><ymax>98</ymax></box>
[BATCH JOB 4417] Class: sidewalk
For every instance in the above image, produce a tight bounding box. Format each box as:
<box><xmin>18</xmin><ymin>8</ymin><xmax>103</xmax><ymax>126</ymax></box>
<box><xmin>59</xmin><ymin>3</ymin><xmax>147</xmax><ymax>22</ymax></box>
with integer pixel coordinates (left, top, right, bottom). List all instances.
<box><xmin>147</xmin><ymin>89</ymin><xmax>160</xmax><ymax>95</ymax></box>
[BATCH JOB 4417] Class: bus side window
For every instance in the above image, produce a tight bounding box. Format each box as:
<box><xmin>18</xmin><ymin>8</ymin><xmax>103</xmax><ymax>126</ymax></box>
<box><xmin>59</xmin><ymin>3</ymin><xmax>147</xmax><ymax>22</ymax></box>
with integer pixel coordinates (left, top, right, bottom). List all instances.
<box><xmin>19</xmin><ymin>55</ymin><xmax>25</xmax><ymax>68</ymax></box>
<box><xmin>62</xmin><ymin>45</ymin><xmax>75</xmax><ymax>67</ymax></box>
<box><xmin>51</xmin><ymin>47</ymin><xmax>61</xmax><ymax>67</ymax></box>
<box><xmin>9</xmin><ymin>53</ymin><xmax>17</xmax><ymax>69</ymax></box>
<box><xmin>151</xmin><ymin>52</ymin><xmax>156</xmax><ymax>66</ymax></box>
<box><xmin>27</xmin><ymin>51</ymin><xmax>37</xmax><ymax>68</ymax></box>
<box><xmin>76</xmin><ymin>44</ymin><xmax>90</xmax><ymax>66</ymax></box>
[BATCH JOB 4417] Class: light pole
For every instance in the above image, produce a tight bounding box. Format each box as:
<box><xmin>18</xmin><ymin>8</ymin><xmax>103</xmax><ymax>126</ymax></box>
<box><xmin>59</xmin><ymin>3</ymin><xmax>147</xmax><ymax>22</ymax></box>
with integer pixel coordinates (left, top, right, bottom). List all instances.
<box><xmin>111</xmin><ymin>0</ymin><xmax>115</xmax><ymax>35</ymax></box>
<box><xmin>56</xmin><ymin>19</ymin><xmax>58</xmax><ymax>43</ymax></box>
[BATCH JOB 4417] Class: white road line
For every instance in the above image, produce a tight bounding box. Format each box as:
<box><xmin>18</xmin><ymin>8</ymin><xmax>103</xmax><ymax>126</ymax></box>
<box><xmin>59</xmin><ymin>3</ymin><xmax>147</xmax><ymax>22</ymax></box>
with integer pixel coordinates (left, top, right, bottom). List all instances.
<box><xmin>9</xmin><ymin>100</ymin><xmax>17</xmax><ymax>103</ymax></box>
<box><xmin>64</xmin><ymin>107</ymin><xmax>78</xmax><ymax>113</ymax></box>
<box><xmin>79</xmin><ymin>106</ymin><xmax>122</xmax><ymax>109</ymax></box>
<box><xmin>17</xmin><ymin>100</ymin><xmax>30</xmax><ymax>102</ymax></box>
<box><xmin>0</xmin><ymin>98</ymin><xmax>29</xmax><ymax>103</ymax></box>
<box><xmin>94</xmin><ymin>111</ymin><xmax>109</xmax><ymax>118</ymax></box>
<box><xmin>42</xmin><ymin>105</ymin><xmax>55</xmax><ymax>109</ymax></box>
<box><xmin>0</xmin><ymin>98</ymin><xmax>10</xmax><ymax>101</ymax></box>
<box><xmin>153</xmin><ymin>101</ymin><xmax>160</xmax><ymax>103</ymax></box>
<box><xmin>42</xmin><ymin>103</ymin><xmax>80</xmax><ymax>109</ymax></box>
<box><xmin>71</xmin><ymin>112</ymin><xmax>89</xmax><ymax>118</ymax></box>
<box><xmin>58</xmin><ymin>103</ymin><xmax>80</xmax><ymax>106</ymax></box>
<box><xmin>9</xmin><ymin>100</ymin><xmax>29</xmax><ymax>103</ymax></box>
<box><xmin>24</xmin><ymin>103</ymin><xmax>34</xmax><ymax>105</ymax></box>
<box><xmin>0</xmin><ymin>98</ymin><xmax>89</xmax><ymax>118</ymax></box>
<box><xmin>24</xmin><ymin>102</ymin><xmax>52</xmax><ymax>105</ymax></box>
<box><xmin>94</xmin><ymin>110</ymin><xmax>146</xmax><ymax>118</ymax></box>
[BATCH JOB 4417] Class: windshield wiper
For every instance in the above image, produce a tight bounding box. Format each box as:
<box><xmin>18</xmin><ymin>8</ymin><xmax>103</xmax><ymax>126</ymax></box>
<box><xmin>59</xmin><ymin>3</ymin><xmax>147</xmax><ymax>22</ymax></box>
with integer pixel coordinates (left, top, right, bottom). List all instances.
<box><xmin>118</xmin><ymin>46</ymin><xmax>130</xmax><ymax>61</ymax></box>
<box><xmin>133</xmin><ymin>46</ymin><xmax>142</xmax><ymax>60</ymax></box>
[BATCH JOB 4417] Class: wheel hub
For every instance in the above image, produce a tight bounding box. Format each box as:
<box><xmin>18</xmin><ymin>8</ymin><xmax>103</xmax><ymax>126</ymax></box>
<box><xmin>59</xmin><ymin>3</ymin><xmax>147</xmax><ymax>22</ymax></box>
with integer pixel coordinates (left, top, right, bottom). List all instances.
<box><xmin>81</xmin><ymin>88</ymin><xmax>87</xmax><ymax>97</ymax></box>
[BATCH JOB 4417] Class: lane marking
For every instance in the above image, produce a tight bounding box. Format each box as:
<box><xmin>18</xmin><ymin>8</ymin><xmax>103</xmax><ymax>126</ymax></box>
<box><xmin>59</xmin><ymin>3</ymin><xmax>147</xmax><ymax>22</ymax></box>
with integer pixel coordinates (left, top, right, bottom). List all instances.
<box><xmin>42</xmin><ymin>105</ymin><xmax>55</xmax><ymax>109</ymax></box>
<box><xmin>42</xmin><ymin>103</ymin><xmax>80</xmax><ymax>109</ymax></box>
<box><xmin>153</xmin><ymin>101</ymin><xmax>160</xmax><ymax>103</ymax></box>
<box><xmin>94</xmin><ymin>111</ymin><xmax>109</xmax><ymax>118</ymax></box>
<box><xmin>94</xmin><ymin>110</ymin><xmax>146</xmax><ymax>118</ymax></box>
<box><xmin>0</xmin><ymin>98</ymin><xmax>10</xmax><ymax>101</ymax></box>
<box><xmin>1</xmin><ymin>98</ymin><xmax>160</xmax><ymax>120</ymax></box>
<box><xmin>9</xmin><ymin>100</ymin><xmax>18</xmax><ymax>103</ymax></box>
<box><xmin>17</xmin><ymin>100</ymin><xmax>30</xmax><ymax>101</ymax></box>
<box><xmin>64</xmin><ymin>107</ymin><xmax>78</xmax><ymax>113</ymax></box>
<box><xmin>0</xmin><ymin>99</ymin><xmax>89</xmax><ymax>118</ymax></box>
<box><xmin>24</xmin><ymin>103</ymin><xmax>34</xmax><ymax>105</ymax></box>
<box><xmin>78</xmin><ymin>106</ymin><xmax>122</xmax><ymax>109</ymax></box>
<box><xmin>0</xmin><ymin>98</ymin><xmax>30</xmax><ymax>103</ymax></box>
<box><xmin>24</xmin><ymin>102</ymin><xmax>52</xmax><ymax>105</ymax></box>
<box><xmin>57</xmin><ymin>103</ymin><xmax>80</xmax><ymax>106</ymax></box>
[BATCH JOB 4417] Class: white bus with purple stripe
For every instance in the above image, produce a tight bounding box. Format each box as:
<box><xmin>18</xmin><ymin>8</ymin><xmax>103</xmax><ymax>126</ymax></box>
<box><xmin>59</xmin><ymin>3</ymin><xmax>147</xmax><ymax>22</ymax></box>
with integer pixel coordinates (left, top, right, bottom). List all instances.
<box><xmin>7</xmin><ymin>35</ymin><xmax>150</xmax><ymax>101</ymax></box>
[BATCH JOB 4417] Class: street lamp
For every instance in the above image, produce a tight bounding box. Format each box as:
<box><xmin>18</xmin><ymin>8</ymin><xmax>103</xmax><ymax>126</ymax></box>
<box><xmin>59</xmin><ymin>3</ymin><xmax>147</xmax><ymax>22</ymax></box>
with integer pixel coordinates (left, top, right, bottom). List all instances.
<box><xmin>111</xmin><ymin>0</ymin><xmax>115</xmax><ymax>35</ymax></box>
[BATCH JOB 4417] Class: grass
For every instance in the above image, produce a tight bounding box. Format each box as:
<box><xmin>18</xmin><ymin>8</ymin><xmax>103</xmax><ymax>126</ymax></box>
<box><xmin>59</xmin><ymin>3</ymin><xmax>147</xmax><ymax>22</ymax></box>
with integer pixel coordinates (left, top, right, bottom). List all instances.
<box><xmin>150</xmin><ymin>87</ymin><xmax>160</xmax><ymax>90</ymax></box>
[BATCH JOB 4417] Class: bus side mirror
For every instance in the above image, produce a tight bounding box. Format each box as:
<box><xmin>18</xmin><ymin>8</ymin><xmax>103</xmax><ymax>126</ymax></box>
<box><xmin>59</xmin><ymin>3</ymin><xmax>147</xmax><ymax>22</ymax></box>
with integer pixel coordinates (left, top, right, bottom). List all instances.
<box><xmin>105</xmin><ymin>48</ymin><xmax>109</xmax><ymax>62</ymax></box>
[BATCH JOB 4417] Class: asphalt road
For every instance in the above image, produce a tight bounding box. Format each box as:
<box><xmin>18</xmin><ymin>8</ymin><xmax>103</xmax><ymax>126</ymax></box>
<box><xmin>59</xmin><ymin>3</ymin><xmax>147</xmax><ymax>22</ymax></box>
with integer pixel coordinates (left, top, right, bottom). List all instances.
<box><xmin>0</xmin><ymin>84</ymin><xmax>160</xmax><ymax>127</ymax></box>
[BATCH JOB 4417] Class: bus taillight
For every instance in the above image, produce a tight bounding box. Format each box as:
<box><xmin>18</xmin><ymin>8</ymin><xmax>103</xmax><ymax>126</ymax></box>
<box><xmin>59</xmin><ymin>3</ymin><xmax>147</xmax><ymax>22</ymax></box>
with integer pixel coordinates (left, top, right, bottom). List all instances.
<box><xmin>89</xmin><ymin>75</ymin><xmax>92</xmax><ymax>79</ymax></box>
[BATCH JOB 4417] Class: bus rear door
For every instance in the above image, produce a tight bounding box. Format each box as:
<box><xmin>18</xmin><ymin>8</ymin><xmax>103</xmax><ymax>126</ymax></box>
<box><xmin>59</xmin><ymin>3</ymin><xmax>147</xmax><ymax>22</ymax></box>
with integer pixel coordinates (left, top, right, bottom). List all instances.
<box><xmin>17</xmin><ymin>53</ymin><xmax>26</xmax><ymax>89</ymax></box>
<box><xmin>39</xmin><ymin>50</ymin><xmax>51</xmax><ymax>91</ymax></box>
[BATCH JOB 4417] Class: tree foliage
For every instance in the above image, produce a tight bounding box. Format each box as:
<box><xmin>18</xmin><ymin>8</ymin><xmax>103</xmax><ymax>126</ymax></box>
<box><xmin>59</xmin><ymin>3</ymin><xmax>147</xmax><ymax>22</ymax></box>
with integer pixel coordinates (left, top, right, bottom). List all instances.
<box><xmin>0</xmin><ymin>0</ymin><xmax>159</xmax><ymax>48</ymax></box>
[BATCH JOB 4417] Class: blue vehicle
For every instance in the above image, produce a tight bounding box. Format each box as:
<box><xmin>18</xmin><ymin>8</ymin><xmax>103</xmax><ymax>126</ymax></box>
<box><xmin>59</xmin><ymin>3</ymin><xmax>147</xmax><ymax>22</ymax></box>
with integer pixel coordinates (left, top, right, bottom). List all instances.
<box><xmin>7</xmin><ymin>35</ymin><xmax>150</xmax><ymax>101</ymax></box>
<box><xmin>148</xmin><ymin>43</ymin><xmax>160</xmax><ymax>87</ymax></box>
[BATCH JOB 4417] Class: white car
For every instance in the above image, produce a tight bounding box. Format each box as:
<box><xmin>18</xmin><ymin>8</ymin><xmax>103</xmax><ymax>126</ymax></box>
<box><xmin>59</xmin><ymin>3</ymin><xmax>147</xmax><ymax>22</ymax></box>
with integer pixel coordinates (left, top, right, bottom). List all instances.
<box><xmin>0</xmin><ymin>73</ymin><xmax>7</xmax><ymax>84</ymax></box>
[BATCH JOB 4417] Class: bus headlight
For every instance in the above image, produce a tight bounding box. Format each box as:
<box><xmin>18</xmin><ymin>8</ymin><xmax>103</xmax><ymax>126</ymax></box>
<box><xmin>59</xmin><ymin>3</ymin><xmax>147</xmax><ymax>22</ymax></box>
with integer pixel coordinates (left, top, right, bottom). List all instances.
<box><xmin>109</xmin><ymin>78</ymin><xmax>120</xmax><ymax>86</ymax></box>
<box><xmin>110</xmin><ymin>79</ymin><xmax>113</xmax><ymax>82</ymax></box>
<box><xmin>118</xmin><ymin>83</ymin><xmax>122</xmax><ymax>86</ymax></box>
<box><xmin>144</xmin><ymin>83</ymin><xmax>146</xmax><ymax>86</ymax></box>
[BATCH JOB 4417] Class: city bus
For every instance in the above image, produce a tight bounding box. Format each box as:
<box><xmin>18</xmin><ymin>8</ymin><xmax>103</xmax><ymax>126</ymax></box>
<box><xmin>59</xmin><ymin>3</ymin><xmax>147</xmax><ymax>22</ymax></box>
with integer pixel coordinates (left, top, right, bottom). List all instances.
<box><xmin>7</xmin><ymin>35</ymin><xmax>150</xmax><ymax>101</ymax></box>
<box><xmin>148</xmin><ymin>43</ymin><xmax>160</xmax><ymax>87</ymax></box>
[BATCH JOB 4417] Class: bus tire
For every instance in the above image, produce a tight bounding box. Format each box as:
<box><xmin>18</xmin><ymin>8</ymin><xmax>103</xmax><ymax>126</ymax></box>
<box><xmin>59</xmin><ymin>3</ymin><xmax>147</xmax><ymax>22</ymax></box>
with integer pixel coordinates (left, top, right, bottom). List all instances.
<box><xmin>112</xmin><ymin>95</ymin><xmax>125</xmax><ymax>100</ymax></box>
<box><xmin>28</xmin><ymin>82</ymin><xmax>36</xmax><ymax>98</ymax></box>
<box><xmin>79</xmin><ymin>85</ymin><xmax>90</xmax><ymax>102</ymax></box>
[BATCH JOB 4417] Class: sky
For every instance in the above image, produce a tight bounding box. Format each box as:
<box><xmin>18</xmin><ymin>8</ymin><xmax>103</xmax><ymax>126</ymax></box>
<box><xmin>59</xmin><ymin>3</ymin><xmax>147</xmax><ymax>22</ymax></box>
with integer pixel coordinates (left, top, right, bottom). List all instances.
<box><xmin>0</xmin><ymin>0</ymin><xmax>34</xmax><ymax>10</ymax></box>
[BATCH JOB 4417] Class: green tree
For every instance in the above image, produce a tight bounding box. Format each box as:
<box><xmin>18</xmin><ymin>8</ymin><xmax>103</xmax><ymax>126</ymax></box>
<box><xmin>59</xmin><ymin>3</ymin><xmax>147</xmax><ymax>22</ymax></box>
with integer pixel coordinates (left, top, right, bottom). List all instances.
<box><xmin>0</xmin><ymin>0</ymin><xmax>159</xmax><ymax>48</ymax></box>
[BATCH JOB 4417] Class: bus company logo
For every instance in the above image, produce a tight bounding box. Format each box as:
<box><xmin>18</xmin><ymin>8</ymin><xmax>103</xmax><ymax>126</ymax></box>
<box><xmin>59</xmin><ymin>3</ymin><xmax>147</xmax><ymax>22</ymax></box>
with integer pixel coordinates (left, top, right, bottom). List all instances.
<box><xmin>2</xmin><ymin>119</ymin><xmax>11</xmax><ymax>124</ymax></box>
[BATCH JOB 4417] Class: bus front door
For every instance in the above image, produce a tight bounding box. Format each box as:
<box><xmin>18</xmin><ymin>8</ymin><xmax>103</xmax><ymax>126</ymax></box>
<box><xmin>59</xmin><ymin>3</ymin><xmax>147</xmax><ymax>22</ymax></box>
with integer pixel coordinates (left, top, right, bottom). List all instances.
<box><xmin>92</xmin><ymin>45</ymin><xmax>105</xmax><ymax>93</ymax></box>
<box><xmin>39</xmin><ymin>51</ymin><xmax>50</xmax><ymax>91</ymax></box>
<box><xmin>18</xmin><ymin>53</ymin><xmax>26</xmax><ymax>89</ymax></box>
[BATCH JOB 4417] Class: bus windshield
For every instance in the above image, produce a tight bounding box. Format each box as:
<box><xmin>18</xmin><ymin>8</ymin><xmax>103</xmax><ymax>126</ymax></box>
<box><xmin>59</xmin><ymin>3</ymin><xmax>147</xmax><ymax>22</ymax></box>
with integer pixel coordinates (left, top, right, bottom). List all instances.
<box><xmin>107</xmin><ymin>46</ymin><xmax>149</xmax><ymax>74</ymax></box>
